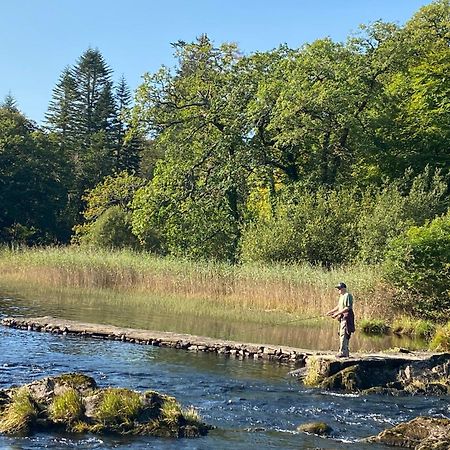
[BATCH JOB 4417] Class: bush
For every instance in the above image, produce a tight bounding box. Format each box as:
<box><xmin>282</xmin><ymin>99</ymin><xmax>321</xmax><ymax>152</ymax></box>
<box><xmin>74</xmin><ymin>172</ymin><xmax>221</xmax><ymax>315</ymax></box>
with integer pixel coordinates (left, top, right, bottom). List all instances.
<box><xmin>392</xmin><ymin>317</ymin><xmax>436</xmax><ymax>339</ymax></box>
<box><xmin>72</xmin><ymin>171</ymin><xmax>146</xmax><ymax>249</ymax></box>
<box><xmin>78</xmin><ymin>205</ymin><xmax>140</xmax><ymax>250</ymax></box>
<box><xmin>357</xmin><ymin>168</ymin><xmax>448</xmax><ymax>264</ymax></box>
<box><xmin>383</xmin><ymin>210</ymin><xmax>450</xmax><ymax>321</ymax></box>
<box><xmin>240</xmin><ymin>186</ymin><xmax>360</xmax><ymax>266</ymax></box>
<box><xmin>359</xmin><ymin>318</ymin><xmax>390</xmax><ymax>335</ymax></box>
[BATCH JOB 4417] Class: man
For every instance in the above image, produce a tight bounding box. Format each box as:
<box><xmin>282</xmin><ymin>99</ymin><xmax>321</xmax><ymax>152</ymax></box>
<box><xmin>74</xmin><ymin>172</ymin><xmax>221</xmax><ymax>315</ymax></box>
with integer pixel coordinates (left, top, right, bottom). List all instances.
<box><xmin>326</xmin><ymin>282</ymin><xmax>355</xmax><ymax>358</ymax></box>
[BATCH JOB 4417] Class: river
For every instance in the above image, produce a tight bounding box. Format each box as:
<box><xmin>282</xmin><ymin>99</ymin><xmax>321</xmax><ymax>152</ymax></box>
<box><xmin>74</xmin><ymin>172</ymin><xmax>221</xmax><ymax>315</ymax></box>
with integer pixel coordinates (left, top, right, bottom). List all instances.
<box><xmin>0</xmin><ymin>292</ymin><xmax>449</xmax><ymax>449</ymax></box>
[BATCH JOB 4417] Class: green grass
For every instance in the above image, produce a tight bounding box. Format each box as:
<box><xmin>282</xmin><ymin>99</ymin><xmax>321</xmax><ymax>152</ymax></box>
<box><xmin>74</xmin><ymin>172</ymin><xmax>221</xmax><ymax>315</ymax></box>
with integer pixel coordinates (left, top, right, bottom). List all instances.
<box><xmin>392</xmin><ymin>317</ymin><xmax>436</xmax><ymax>340</ymax></box>
<box><xmin>160</xmin><ymin>398</ymin><xmax>182</xmax><ymax>427</ymax></box>
<box><xmin>0</xmin><ymin>388</ymin><xmax>38</xmax><ymax>435</ymax></box>
<box><xmin>49</xmin><ymin>388</ymin><xmax>84</xmax><ymax>424</ymax></box>
<box><xmin>95</xmin><ymin>388</ymin><xmax>142</xmax><ymax>426</ymax></box>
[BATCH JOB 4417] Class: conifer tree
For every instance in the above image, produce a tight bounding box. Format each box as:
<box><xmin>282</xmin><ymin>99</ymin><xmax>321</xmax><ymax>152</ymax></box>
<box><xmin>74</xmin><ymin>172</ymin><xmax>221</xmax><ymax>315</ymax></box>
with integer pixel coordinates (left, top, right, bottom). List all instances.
<box><xmin>1</xmin><ymin>92</ymin><xmax>19</xmax><ymax>112</ymax></box>
<box><xmin>114</xmin><ymin>76</ymin><xmax>142</xmax><ymax>173</ymax></box>
<box><xmin>46</xmin><ymin>49</ymin><xmax>119</xmax><ymax>224</ymax></box>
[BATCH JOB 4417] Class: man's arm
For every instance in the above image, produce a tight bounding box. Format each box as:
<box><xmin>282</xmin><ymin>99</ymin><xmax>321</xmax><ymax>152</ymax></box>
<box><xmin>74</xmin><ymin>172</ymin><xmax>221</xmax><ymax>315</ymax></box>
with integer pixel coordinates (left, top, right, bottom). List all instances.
<box><xmin>326</xmin><ymin>306</ymin><xmax>339</xmax><ymax>316</ymax></box>
<box><xmin>331</xmin><ymin>306</ymin><xmax>350</xmax><ymax>319</ymax></box>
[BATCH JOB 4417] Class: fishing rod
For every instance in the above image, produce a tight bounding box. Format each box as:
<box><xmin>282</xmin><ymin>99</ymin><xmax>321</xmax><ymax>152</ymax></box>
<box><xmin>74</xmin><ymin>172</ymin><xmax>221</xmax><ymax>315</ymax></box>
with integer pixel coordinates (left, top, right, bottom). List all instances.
<box><xmin>256</xmin><ymin>314</ymin><xmax>324</xmax><ymax>330</ymax></box>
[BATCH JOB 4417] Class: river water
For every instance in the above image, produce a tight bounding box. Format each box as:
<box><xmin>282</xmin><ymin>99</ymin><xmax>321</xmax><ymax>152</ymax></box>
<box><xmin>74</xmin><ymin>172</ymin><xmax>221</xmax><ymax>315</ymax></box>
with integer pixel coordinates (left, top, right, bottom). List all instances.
<box><xmin>1</xmin><ymin>293</ymin><xmax>449</xmax><ymax>449</ymax></box>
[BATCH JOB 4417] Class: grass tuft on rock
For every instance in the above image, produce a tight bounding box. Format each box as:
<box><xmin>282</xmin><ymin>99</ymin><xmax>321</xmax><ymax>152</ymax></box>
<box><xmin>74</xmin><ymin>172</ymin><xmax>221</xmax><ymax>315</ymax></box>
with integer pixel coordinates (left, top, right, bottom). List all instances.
<box><xmin>95</xmin><ymin>388</ymin><xmax>142</xmax><ymax>427</ymax></box>
<box><xmin>161</xmin><ymin>398</ymin><xmax>182</xmax><ymax>427</ymax></box>
<box><xmin>0</xmin><ymin>388</ymin><xmax>38</xmax><ymax>435</ymax></box>
<box><xmin>49</xmin><ymin>388</ymin><xmax>84</xmax><ymax>424</ymax></box>
<box><xmin>302</xmin><ymin>357</ymin><xmax>324</xmax><ymax>387</ymax></box>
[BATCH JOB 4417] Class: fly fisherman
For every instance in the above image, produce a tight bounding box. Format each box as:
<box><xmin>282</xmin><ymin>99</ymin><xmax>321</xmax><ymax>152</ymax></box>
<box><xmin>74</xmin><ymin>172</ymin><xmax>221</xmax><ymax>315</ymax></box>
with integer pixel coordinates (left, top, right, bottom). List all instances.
<box><xmin>326</xmin><ymin>282</ymin><xmax>355</xmax><ymax>358</ymax></box>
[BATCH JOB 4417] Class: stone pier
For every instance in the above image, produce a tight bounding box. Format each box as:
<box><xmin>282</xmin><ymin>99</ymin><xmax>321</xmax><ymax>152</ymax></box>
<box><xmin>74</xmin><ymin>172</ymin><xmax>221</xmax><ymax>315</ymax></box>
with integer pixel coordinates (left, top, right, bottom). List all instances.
<box><xmin>2</xmin><ymin>316</ymin><xmax>448</xmax><ymax>395</ymax></box>
<box><xmin>1</xmin><ymin>316</ymin><xmax>313</xmax><ymax>364</ymax></box>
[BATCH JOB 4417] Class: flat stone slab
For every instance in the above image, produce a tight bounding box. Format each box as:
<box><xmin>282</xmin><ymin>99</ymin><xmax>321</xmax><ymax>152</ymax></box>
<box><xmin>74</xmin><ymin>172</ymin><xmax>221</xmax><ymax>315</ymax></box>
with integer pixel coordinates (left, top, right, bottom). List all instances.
<box><xmin>2</xmin><ymin>316</ymin><xmax>446</xmax><ymax>384</ymax></box>
<box><xmin>1</xmin><ymin>316</ymin><xmax>317</xmax><ymax>363</ymax></box>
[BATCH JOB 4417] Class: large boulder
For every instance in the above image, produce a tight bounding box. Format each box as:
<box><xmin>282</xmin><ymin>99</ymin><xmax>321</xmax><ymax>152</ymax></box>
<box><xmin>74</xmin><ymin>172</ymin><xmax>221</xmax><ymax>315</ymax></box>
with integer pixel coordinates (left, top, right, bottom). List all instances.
<box><xmin>367</xmin><ymin>417</ymin><xmax>450</xmax><ymax>449</ymax></box>
<box><xmin>302</xmin><ymin>353</ymin><xmax>450</xmax><ymax>394</ymax></box>
<box><xmin>0</xmin><ymin>373</ymin><xmax>210</xmax><ymax>438</ymax></box>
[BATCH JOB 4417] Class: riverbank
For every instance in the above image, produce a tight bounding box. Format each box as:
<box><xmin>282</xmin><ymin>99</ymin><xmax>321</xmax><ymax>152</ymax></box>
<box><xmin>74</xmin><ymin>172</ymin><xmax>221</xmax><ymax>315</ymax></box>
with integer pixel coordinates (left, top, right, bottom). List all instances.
<box><xmin>0</xmin><ymin>246</ymin><xmax>389</xmax><ymax>322</ymax></box>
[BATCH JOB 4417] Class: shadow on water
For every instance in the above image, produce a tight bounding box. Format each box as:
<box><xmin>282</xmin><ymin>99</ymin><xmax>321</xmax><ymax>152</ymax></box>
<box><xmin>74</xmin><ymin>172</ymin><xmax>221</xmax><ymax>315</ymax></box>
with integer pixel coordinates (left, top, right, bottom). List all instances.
<box><xmin>0</xmin><ymin>284</ymin><xmax>427</xmax><ymax>353</ymax></box>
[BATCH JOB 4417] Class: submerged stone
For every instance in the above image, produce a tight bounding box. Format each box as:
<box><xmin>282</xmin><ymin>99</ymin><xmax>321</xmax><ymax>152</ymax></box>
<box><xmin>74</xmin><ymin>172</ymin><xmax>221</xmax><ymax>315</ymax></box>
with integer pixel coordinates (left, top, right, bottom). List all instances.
<box><xmin>297</xmin><ymin>422</ymin><xmax>332</xmax><ymax>436</ymax></box>
<box><xmin>0</xmin><ymin>373</ymin><xmax>210</xmax><ymax>438</ymax></box>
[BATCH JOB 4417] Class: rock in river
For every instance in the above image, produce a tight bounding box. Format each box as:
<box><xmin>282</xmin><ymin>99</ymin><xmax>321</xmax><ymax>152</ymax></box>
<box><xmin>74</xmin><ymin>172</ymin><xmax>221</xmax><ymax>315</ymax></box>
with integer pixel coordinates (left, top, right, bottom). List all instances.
<box><xmin>367</xmin><ymin>416</ymin><xmax>450</xmax><ymax>449</ymax></box>
<box><xmin>0</xmin><ymin>373</ymin><xmax>210</xmax><ymax>438</ymax></box>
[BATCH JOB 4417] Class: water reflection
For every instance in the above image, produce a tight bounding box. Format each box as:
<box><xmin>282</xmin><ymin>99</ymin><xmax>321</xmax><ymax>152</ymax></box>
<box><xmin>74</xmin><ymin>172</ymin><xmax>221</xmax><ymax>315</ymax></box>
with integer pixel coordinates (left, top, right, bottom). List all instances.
<box><xmin>0</xmin><ymin>284</ymin><xmax>426</xmax><ymax>352</ymax></box>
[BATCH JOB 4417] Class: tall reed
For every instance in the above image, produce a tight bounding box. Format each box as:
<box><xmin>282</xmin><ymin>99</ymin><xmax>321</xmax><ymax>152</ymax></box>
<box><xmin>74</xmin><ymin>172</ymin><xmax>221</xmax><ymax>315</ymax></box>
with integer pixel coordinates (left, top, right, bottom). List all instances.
<box><xmin>0</xmin><ymin>246</ymin><xmax>390</xmax><ymax>319</ymax></box>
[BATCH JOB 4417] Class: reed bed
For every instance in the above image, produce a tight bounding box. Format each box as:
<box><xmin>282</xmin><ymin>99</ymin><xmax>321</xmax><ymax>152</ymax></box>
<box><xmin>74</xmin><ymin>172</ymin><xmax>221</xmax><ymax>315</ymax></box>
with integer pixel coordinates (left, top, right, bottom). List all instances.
<box><xmin>0</xmin><ymin>246</ymin><xmax>391</xmax><ymax>320</ymax></box>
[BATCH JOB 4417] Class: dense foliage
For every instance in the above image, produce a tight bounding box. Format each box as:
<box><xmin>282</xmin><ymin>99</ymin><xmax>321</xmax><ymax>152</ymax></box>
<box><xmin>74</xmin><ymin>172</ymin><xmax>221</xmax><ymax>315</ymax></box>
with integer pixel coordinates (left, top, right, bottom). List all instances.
<box><xmin>383</xmin><ymin>211</ymin><xmax>450</xmax><ymax>321</ymax></box>
<box><xmin>1</xmin><ymin>2</ymin><xmax>449</xmax><ymax>317</ymax></box>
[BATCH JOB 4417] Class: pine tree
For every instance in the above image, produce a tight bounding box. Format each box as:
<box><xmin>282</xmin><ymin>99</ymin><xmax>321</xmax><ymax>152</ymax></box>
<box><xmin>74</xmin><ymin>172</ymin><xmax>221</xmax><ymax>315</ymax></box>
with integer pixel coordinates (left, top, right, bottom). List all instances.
<box><xmin>1</xmin><ymin>92</ymin><xmax>19</xmax><ymax>112</ymax></box>
<box><xmin>46</xmin><ymin>68</ymin><xmax>78</xmax><ymax>143</ymax></box>
<box><xmin>46</xmin><ymin>48</ymin><xmax>119</xmax><ymax>225</ymax></box>
<box><xmin>114</xmin><ymin>75</ymin><xmax>142</xmax><ymax>173</ymax></box>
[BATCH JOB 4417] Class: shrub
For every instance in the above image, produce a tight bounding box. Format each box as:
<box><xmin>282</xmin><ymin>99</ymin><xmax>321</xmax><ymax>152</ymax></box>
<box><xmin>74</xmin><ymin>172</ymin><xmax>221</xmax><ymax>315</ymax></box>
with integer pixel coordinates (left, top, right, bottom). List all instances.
<box><xmin>78</xmin><ymin>205</ymin><xmax>140</xmax><ymax>250</ymax></box>
<box><xmin>383</xmin><ymin>210</ymin><xmax>450</xmax><ymax>321</ymax></box>
<box><xmin>392</xmin><ymin>317</ymin><xmax>435</xmax><ymax>339</ymax></box>
<box><xmin>359</xmin><ymin>318</ymin><xmax>390</xmax><ymax>335</ymax></box>
<box><xmin>240</xmin><ymin>185</ymin><xmax>360</xmax><ymax>266</ymax></box>
<box><xmin>72</xmin><ymin>171</ymin><xmax>146</xmax><ymax>250</ymax></box>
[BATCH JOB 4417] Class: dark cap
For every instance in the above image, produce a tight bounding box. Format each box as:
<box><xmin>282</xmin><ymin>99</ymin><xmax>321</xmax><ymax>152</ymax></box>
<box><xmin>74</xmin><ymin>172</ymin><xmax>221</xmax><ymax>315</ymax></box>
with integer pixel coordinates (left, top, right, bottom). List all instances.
<box><xmin>335</xmin><ymin>282</ymin><xmax>347</xmax><ymax>289</ymax></box>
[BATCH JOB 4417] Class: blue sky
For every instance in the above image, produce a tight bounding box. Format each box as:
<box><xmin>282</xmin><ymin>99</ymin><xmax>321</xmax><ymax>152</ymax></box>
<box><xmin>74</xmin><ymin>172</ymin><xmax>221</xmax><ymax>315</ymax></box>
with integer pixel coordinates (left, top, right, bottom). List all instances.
<box><xmin>1</xmin><ymin>0</ymin><xmax>431</xmax><ymax>124</ymax></box>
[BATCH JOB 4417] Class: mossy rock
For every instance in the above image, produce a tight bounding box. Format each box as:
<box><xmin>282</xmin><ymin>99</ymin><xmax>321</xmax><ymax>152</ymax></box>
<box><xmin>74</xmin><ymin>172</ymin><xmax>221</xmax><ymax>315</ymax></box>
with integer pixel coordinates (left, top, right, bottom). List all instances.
<box><xmin>0</xmin><ymin>373</ymin><xmax>210</xmax><ymax>438</ymax></box>
<box><xmin>368</xmin><ymin>416</ymin><xmax>450</xmax><ymax>449</ymax></box>
<box><xmin>297</xmin><ymin>422</ymin><xmax>332</xmax><ymax>436</ymax></box>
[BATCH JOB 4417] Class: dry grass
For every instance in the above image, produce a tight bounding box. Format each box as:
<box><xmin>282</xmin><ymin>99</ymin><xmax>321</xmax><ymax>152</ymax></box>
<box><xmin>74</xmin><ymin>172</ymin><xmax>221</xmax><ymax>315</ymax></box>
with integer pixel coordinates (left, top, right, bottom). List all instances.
<box><xmin>0</xmin><ymin>246</ymin><xmax>391</xmax><ymax>320</ymax></box>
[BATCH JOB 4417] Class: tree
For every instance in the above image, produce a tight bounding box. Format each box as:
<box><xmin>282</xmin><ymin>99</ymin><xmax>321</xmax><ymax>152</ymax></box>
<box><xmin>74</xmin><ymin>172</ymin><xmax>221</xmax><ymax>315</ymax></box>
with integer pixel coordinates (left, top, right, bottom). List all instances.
<box><xmin>1</xmin><ymin>93</ymin><xmax>19</xmax><ymax>112</ymax></box>
<box><xmin>383</xmin><ymin>209</ymin><xmax>450</xmax><ymax>321</ymax></box>
<box><xmin>0</xmin><ymin>107</ymin><xmax>70</xmax><ymax>243</ymax></box>
<box><xmin>369</xmin><ymin>0</ymin><xmax>450</xmax><ymax>180</ymax></box>
<box><xmin>133</xmin><ymin>35</ymin><xmax>251</xmax><ymax>260</ymax></box>
<box><xmin>47</xmin><ymin>49</ymin><xmax>118</xmax><ymax>185</ymax></box>
<box><xmin>245</xmin><ymin>22</ymin><xmax>401</xmax><ymax>191</ymax></box>
<box><xmin>114</xmin><ymin>76</ymin><xmax>142</xmax><ymax>173</ymax></box>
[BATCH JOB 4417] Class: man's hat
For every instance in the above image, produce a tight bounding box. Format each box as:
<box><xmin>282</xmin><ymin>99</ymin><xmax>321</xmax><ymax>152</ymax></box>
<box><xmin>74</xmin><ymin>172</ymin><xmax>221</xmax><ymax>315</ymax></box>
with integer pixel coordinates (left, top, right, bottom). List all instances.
<box><xmin>335</xmin><ymin>282</ymin><xmax>347</xmax><ymax>289</ymax></box>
